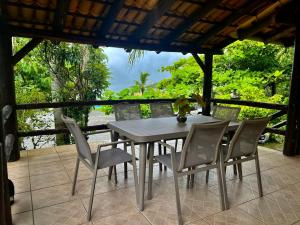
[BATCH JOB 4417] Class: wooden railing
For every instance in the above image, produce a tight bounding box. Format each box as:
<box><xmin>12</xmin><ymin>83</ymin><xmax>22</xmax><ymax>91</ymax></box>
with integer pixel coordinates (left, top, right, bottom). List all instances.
<box><xmin>16</xmin><ymin>98</ymin><xmax>288</xmax><ymax>138</ymax></box>
<box><xmin>211</xmin><ymin>98</ymin><xmax>288</xmax><ymax>135</ymax></box>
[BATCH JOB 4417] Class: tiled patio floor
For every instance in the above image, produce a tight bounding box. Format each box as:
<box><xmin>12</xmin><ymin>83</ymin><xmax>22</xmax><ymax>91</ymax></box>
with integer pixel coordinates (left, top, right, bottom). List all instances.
<box><xmin>7</xmin><ymin>143</ymin><xmax>300</xmax><ymax>225</ymax></box>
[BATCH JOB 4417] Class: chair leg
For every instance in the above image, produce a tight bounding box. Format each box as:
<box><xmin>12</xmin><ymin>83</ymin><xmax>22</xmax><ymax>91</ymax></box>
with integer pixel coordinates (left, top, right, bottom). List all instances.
<box><xmin>163</xmin><ymin>140</ymin><xmax>167</xmax><ymax>171</ymax></box>
<box><xmin>108</xmin><ymin>166</ymin><xmax>113</xmax><ymax>180</ymax></box>
<box><xmin>158</xmin><ymin>143</ymin><xmax>162</xmax><ymax>171</ymax></box>
<box><xmin>237</xmin><ymin>157</ymin><xmax>243</xmax><ymax>180</ymax></box>
<box><xmin>130</xmin><ymin>142</ymin><xmax>139</xmax><ymax>206</ymax></box>
<box><xmin>219</xmin><ymin>153</ymin><xmax>229</xmax><ymax>210</ymax></box>
<box><xmin>147</xmin><ymin>142</ymin><xmax>154</xmax><ymax>200</ymax></box>
<box><xmin>205</xmin><ymin>170</ymin><xmax>210</xmax><ymax>184</ymax></box>
<box><xmin>255</xmin><ymin>154</ymin><xmax>263</xmax><ymax>197</ymax></box>
<box><xmin>233</xmin><ymin>161</ymin><xmax>237</xmax><ymax>175</ymax></box>
<box><xmin>190</xmin><ymin>166</ymin><xmax>195</xmax><ymax>188</ymax></box>
<box><xmin>175</xmin><ymin>139</ymin><xmax>178</xmax><ymax>151</ymax></box>
<box><xmin>114</xmin><ymin>165</ymin><xmax>118</xmax><ymax>184</ymax></box>
<box><xmin>173</xmin><ymin>172</ymin><xmax>183</xmax><ymax>225</ymax></box>
<box><xmin>71</xmin><ymin>157</ymin><xmax>80</xmax><ymax>195</ymax></box>
<box><xmin>216</xmin><ymin>166</ymin><xmax>225</xmax><ymax>210</ymax></box>
<box><xmin>124</xmin><ymin>143</ymin><xmax>128</xmax><ymax>179</ymax></box>
<box><xmin>87</xmin><ymin>168</ymin><xmax>98</xmax><ymax>221</ymax></box>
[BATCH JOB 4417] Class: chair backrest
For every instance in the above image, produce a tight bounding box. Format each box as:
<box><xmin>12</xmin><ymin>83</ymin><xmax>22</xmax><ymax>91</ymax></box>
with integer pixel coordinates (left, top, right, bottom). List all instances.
<box><xmin>178</xmin><ymin>120</ymin><xmax>229</xmax><ymax>171</ymax></box>
<box><xmin>225</xmin><ymin>117</ymin><xmax>269</xmax><ymax>161</ymax></box>
<box><xmin>212</xmin><ymin>105</ymin><xmax>241</xmax><ymax>122</ymax></box>
<box><xmin>150</xmin><ymin>102</ymin><xmax>174</xmax><ymax>118</ymax></box>
<box><xmin>113</xmin><ymin>103</ymin><xmax>141</xmax><ymax>121</ymax></box>
<box><xmin>61</xmin><ymin>115</ymin><xmax>93</xmax><ymax>165</ymax></box>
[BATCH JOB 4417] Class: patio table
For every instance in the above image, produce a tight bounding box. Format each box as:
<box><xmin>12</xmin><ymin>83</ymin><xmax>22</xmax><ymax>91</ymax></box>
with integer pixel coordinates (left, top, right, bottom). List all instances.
<box><xmin>107</xmin><ymin>114</ymin><xmax>239</xmax><ymax>211</ymax></box>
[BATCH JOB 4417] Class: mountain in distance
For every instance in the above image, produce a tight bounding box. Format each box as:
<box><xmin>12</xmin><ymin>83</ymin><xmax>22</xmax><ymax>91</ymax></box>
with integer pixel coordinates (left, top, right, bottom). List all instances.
<box><xmin>103</xmin><ymin>47</ymin><xmax>189</xmax><ymax>92</ymax></box>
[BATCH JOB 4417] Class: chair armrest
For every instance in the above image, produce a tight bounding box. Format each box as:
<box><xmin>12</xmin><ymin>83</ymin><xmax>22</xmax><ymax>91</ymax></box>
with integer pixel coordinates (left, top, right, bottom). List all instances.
<box><xmin>157</xmin><ymin>141</ymin><xmax>175</xmax><ymax>152</ymax></box>
<box><xmin>97</xmin><ymin>140</ymin><xmax>131</xmax><ymax>150</ymax></box>
<box><xmin>84</xmin><ymin>129</ymin><xmax>112</xmax><ymax>136</ymax></box>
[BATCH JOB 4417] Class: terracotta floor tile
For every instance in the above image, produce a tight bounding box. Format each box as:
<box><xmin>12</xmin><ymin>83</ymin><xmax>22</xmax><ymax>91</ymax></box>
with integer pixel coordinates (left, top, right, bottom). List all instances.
<box><xmin>11</xmin><ymin>192</ymin><xmax>32</xmax><ymax>214</ymax></box>
<box><xmin>82</xmin><ymin>190</ymin><xmax>134</xmax><ymax>221</ymax></box>
<box><xmin>32</xmin><ymin>183</ymin><xmax>77</xmax><ymax>209</ymax></box>
<box><xmin>11</xmin><ymin>176</ymin><xmax>30</xmax><ymax>193</ymax></box>
<box><xmin>28</xmin><ymin>153</ymin><xmax>60</xmax><ymax>165</ymax></box>
<box><xmin>203</xmin><ymin>207</ymin><xmax>265</xmax><ymax>225</ymax></box>
<box><xmin>12</xmin><ymin>211</ymin><xmax>33</xmax><ymax>225</ymax></box>
<box><xmin>62</xmin><ymin>159</ymin><xmax>108</xmax><ymax>181</ymax></box>
<box><xmin>29</xmin><ymin>161</ymin><xmax>65</xmax><ymax>176</ymax></box>
<box><xmin>7</xmin><ymin>165</ymin><xmax>29</xmax><ymax>179</ymax></box>
<box><xmin>34</xmin><ymin>200</ymin><xmax>87</xmax><ymax>225</ymax></box>
<box><xmin>209</xmin><ymin>179</ymin><xmax>258</xmax><ymax>207</ymax></box>
<box><xmin>92</xmin><ymin>208</ymin><xmax>151</xmax><ymax>225</ymax></box>
<box><xmin>30</xmin><ymin>170</ymin><xmax>71</xmax><ymax>190</ymax></box>
<box><xmin>75</xmin><ymin>176</ymin><xmax>117</xmax><ymax>198</ymax></box>
<box><xmin>187</xmin><ymin>219</ymin><xmax>209</xmax><ymax>225</ymax></box>
<box><xmin>28</xmin><ymin>148</ymin><xmax>57</xmax><ymax>156</ymax></box>
<box><xmin>239</xmin><ymin>195</ymin><xmax>299</xmax><ymax>225</ymax></box>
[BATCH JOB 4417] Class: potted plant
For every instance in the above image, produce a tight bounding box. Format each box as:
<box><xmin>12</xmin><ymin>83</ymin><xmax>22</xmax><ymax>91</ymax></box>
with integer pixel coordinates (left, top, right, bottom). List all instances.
<box><xmin>174</xmin><ymin>96</ymin><xmax>191</xmax><ymax>123</ymax></box>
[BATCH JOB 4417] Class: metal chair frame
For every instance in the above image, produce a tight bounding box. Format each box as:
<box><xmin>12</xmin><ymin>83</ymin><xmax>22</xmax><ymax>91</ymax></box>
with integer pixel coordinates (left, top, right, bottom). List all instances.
<box><xmin>147</xmin><ymin>121</ymin><xmax>230</xmax><ymax>225</ymax></box>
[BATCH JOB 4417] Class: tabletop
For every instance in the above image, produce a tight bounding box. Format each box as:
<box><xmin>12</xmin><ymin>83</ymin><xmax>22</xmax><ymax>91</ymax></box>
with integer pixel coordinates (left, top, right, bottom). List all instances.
<box><xmin>107</xmin><ymin>115</ymin><xmax>239</xmax><ymax>143</ymax></box>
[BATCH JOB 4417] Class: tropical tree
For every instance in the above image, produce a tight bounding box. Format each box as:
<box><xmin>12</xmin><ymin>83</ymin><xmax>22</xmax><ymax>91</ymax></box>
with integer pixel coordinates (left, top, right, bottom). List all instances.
<box><xmin>39</xmin><ymin>41</ymin><xmax>110</xmax><ymax>145</ymax></box>
<box><xmin>135</xmin><ymin>72</ymin><xmax>150</xmax><ymax>95</ymax></box>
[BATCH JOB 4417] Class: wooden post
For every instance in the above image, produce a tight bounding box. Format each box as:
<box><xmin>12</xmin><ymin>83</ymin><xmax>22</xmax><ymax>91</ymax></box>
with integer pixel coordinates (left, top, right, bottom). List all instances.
<box><xmin>283</xmin><ymin>22</ymin><xmax>300</xmax><ymax>156</ymax></box>
<box><xmin>0</xmin><ymin>19</ymin><xmax>19</xmax><ymax>161</ymax></box>
<box><xmin>202</xmin><ymin>53</ymin><xmax>213</xmax><ymax>116</ymax></box>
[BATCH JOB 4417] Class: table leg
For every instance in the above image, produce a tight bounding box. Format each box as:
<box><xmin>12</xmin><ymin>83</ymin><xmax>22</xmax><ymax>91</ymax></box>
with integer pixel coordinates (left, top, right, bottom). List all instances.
<box><xmin>138</xmin><ymin>143</ymin><xmax>147</xmax><ymax>211</ymax></box>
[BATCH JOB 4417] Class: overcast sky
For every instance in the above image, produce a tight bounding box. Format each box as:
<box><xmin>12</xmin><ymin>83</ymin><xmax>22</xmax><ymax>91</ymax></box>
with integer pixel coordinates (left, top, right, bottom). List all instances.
<box><xmin>103</xmin><ymin>47</ymin><xmax>189</xmax><ymax>91</ymax></box>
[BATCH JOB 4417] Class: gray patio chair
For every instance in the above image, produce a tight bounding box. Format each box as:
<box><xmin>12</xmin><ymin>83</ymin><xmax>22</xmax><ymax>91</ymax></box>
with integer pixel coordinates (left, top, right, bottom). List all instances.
<box><xmin>149</xmin><ymin>102</ymin><xmax>178</xmax><ymax>171</ymax></box>
<box><xmin>212</xmin><ymin>105</ymin><xmax>241</xmax><ymax>122</ymax></box>
<box><xmin>221</xmin><ymin>117</ymin><xmax>269</xmax><ymax>209</ymax></box>
<box><xmin>61</xmin><ymin>115</ymin><xmax>138</xmax><ymax>221</ymax></box>
<box><xmin>110</xmin><ymin>103</ymin><xmax>142</xmax><ymax>179</ymax></box>
<box><xmin>148</xmin><ymin>121</ymin><xmax>230</xmax><ymax>225</ymax></box>
<box><xmin>206</xmin><ymin>105</ymin><xmax>241</xmax><ymax>181</ymax></box>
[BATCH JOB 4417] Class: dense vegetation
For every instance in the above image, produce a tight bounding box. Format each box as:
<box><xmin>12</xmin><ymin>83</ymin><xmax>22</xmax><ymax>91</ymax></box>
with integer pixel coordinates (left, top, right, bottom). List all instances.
<box><xmin>14</xmin><ymin>38</ymin><xmax>293</xmax><ymax>148</ymax></box>
<box><xmin>14</xmin><ymin>38</ymin><xmax>110</xmax><ymax>148</ymax></box>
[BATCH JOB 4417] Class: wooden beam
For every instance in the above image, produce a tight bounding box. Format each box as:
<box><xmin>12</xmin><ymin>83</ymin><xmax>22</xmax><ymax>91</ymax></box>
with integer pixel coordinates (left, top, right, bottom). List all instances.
<box><xmin>12</xmin><ymin>38</ymin><xmax>43</xmax><ymax>65</ymax></box>
<box><xmin>237</xmin><ymin>15</ymin><xmax>274</xmax><ymax>40</ymax></box>
<box><xmin>195</xmin><ymin>0</ymin><xmax>265</xmax><ymax>47</ymax></box>
<box><xmin>192</xmin><ymin>53</ymin><xmax>205</xmax><ymax>72</ymax></box>
<box><xmin>284</xmin><ymin>21</ymin><xmax>300</xmax><ymax>156</ymax></box>
<box><xmin>161</xmin><ymin>0</ymin><xmax>222</xmax><ymax>45</ymax></box>
<box><xmin>213</xmin><ymin>37</ymin><xmax>237</xmax><ymax>50</ymax></box>
<box><xmin>9</xmin><ymin>26</ymin><xmax>222</xmax><ymax>54</ymax></box>
<box><xmin>131</xmin><ymin>0</ymin><xmax>174</xmax><ymax>42</ymax></box>
<box><xmin>202</xmin><ymin>53</ymin><xmax>213</xmax><ymax>116</ymax></box>
<box><xmin>53</xmin><ymin>0</ymin><xmax>70</xmax><ymax>32</ymax></box>
<box><xmin>97</xmin><ymin>0</ymin><xmax>125</xmax><ymax>37</ymax></box>
<box><xmin>266</xmin><ymin>27</ymin><xmax>296</xmax><ymax>43</ymax></box>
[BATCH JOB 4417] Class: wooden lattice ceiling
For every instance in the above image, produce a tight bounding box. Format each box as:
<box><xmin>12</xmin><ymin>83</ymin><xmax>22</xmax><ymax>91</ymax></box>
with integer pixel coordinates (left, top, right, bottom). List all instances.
<box><xmin>0</xmin><ymin>0</ymin><xmax>298</xmax><ymax>53</ymax></box>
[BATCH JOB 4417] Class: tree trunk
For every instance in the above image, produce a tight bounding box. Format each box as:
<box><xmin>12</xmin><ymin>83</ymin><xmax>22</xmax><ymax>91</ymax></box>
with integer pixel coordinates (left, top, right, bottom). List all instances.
<box><xmin>52</xmin><ymin>76</ymin><xmax>69</xmax><ymax>145</ymax></box>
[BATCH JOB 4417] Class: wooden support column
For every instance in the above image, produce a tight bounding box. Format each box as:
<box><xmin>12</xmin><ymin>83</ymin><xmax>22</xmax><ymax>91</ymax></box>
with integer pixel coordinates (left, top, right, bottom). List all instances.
<box><xmin>284</xmin><ymin>22</ymin><xmax>300</xmax><ymax>156</ymax></box>
<box><xmin>0</xmin><ymin>19</ymin><xmax>19</xmax><ymax>161</ymax></box>
<box><xmin>202</xmin><ymin>53</ymin><xmax>213</xmax><ymax>116</ymax></box>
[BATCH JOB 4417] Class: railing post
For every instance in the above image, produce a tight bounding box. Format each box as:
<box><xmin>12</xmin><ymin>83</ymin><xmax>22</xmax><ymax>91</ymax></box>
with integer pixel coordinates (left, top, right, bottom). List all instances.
<box><xmin>284</xmin><ymin>22</ymin><xmax>300</xmax><ymax>156</ymax></box>
<box><xmin>0</xmin><ymin>18</ymin><xmax>19</xmax><ymax>161</ymax></box>
<box><xmin>202</xmin><ymin>53</ymin><xmax>213</xmax><ymax>116</ymax></box>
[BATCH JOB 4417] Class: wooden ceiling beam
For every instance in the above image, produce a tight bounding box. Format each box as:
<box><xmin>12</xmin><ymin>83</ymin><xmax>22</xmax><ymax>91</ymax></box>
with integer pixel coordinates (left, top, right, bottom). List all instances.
<box><xmin>12</xmin><ymin>38</ymin><xmax>43</xmax><ymax>65</ymax></box>
<box><xmin>195</xmin><ymin>0</ymin><xmax>266</xmax><ymax>47</ymax></box>
<box><xmin>237</xmin><ymin>15</ymin><xmax>274</xmax><ymax>40</ymax></box>
<box><xmin>131</xmin><ymin>0</ymin><xmax>174</xmax><ymax>42</ymax></box>
<box><xmin>9</xmin><ymin>26</ymin><xmax>222</xmax><ymax>54</ymax></box>
<box><xmin>97</xmin><ymin>0</ymin><xmax>125</xmax><ymax>37</ymax></box>
<box><xmin>53</xmin><ymin>0</ymin><xmax>70</xmax><ymax>32</ymax></box>
<box><xmin>162</xmin><ymin>0</ymin><xmax>222</xmax><ymax>45</ymax></box>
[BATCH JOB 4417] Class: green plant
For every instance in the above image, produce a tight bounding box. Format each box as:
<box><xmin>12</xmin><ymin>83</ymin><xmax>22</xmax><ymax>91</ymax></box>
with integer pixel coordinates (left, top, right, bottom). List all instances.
<box><xmin>174</xmin><ymin>96</ymin><xmax>191</xmax><ymax>117</ymax></box>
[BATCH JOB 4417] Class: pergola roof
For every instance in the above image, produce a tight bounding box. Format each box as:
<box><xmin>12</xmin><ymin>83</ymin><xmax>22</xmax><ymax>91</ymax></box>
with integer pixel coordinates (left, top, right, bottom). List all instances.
<box><xmin>1</xmin><ymin>0</ymin><xmax>298</xmax><ymax>53</ymax></box>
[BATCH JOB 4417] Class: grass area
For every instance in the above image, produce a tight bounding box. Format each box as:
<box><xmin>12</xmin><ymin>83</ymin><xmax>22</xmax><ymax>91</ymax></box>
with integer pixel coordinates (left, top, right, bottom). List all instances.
<box><xmin>261</xmin><ymin>142</ymin><xmax>283</xmax><ymax>151</ymax></box>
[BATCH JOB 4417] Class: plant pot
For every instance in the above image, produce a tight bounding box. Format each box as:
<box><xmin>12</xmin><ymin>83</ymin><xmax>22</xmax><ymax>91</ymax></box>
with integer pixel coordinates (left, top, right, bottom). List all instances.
<box><xmin>177</xmin><ymin>115</ymin><xmax>187</xmax><ymax>123</ymax></box>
